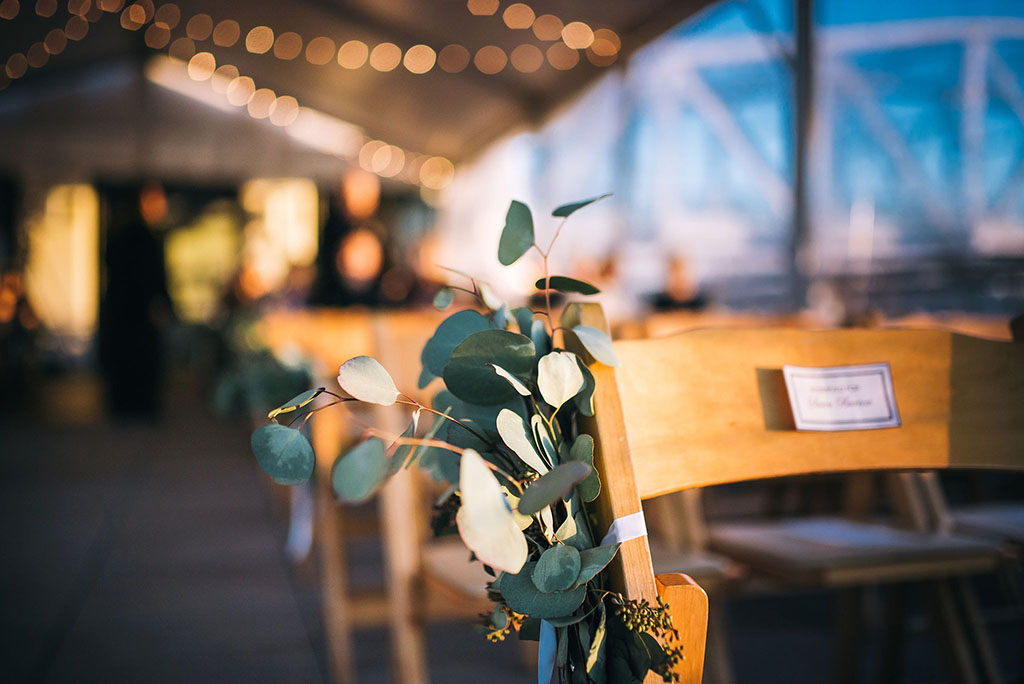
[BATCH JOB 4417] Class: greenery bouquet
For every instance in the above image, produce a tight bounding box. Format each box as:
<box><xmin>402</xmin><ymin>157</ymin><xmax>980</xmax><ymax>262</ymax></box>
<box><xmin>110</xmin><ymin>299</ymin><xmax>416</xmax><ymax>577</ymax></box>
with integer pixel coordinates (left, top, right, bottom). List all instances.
<box><xmin>250</xmin><ymin>195</ymin><xmax>682</xmax><ymax>683</ymax></box>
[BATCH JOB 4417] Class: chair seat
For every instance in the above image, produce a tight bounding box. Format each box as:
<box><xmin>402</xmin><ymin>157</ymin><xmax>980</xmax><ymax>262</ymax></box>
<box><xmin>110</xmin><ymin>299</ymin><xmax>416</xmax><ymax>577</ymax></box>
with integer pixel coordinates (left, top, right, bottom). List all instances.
<box><xmin>708</xmin><ymin>517</ymin><xmax>1004</xmax><ymax>587</ymax></box>
<box><xmin>951</xmin><ymin>503</ymin><xmax>1024</xmax><ymax>546</ymax></box>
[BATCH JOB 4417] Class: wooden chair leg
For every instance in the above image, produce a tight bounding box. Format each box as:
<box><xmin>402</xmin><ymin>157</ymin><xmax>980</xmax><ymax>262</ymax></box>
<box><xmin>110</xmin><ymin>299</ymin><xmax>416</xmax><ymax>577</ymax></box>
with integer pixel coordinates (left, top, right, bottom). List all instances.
<box><xmin>950</xmin><ymin>577</ymin><xmax>1002</xmax><ymax>684</ymax></box>
<box><xmin>924</xmin><ymin>579</ymin><xmax>981</xmax><ymax>684</ymax></box>
<box><xmin>317</xmin><ymin>477</ymin><xmax>355</xmax><ymax>684</ymax></box>
<box><xmin>379</xmin><ymin>467</ymin><xmax>429</xmax><ymax>684</ymax></box>
<box><xmin>656</xmin><ymin>573</ymin><xmax>709</xmax><ymax>684</ymax></box>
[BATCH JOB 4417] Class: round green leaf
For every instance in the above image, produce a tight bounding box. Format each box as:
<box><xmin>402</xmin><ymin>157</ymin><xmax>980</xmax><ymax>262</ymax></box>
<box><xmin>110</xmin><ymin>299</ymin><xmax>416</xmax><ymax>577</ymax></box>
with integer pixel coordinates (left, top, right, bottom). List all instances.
<box><xmin>574</xmin><ymin>360</ymin><xmax>596</xmax><ymax>417</ymax></box>
<box><xmin>568</xmin><ymin>434</ymin><xmax>600</xmax><ymax>502</ymax></box>
<box><xmin>498</xmin><ymin>200</ymin><xmax>535</xmax><ymax>266</ymax></box>
<box><xmin>533</xmin><ymin>545</ymin><xmax>581</xmax><ymax>592</ymax></box>
<box><xmin>422</xmin><ymin>310</ymin><xmax>490</xmax><ymax>377</ymax></box>
<box><xmin>332</xmin><ymin>438</ymin><xmax>388</xmax><ymax>503</ymax></box>
<box><xmin>512</xmin><ymin>306</ymin><xmax>534</xmax><ymax>336</ymax></box>
<box><xmin>551</xmin><ymin>193</ymin><xmax>611</xmax><ymax>218</ymax></box>
<box><xmin>537</xmin><ymin>351</ymin><xmax>584</xmax><ymax>410</ymax></box>
<box><xmin>489</xmin><ymin>364</ymin><xmax>531</xmax><ymax>397</ymax></box>
<box><xmin>574</xmin><ymin>543</ymin><xmax>620</xmax><ymax>588</ymax></box>
<box><xmin>501</xmin><ymin>562</ymin><xmax>587</xmax><ymax>619</ymax></box>
<box><xmin>571</xmin><ymin>325</ymin><xmax>620</xmax><ymax>367</ymax></box>
<box><xmin>456</xmin><ymin>448</ymin><xmax>528</xmax><ymax>574</ymax></box>
<box><xmin>535</xmin><ymin>276</ymin><xmax>601</xmax><ymax>295</ymax></box>
<box><xmin>251</xmin><ymin>424</ymin><xmax>315</xmax><ymax>485</ymax></box>
<box><xmin>433</xmin><ymin>287</ymin><xmax>454</xmax><ymax>310</ymax></box>
<box><xmin>267</xmin><ymin>387</ymin><xmax>324</xmax><ymax>420</ymax></box>
<box><xmin>531</xmin><ymin>318</ymin><xmax>551</xmax><ymax>357</ymax></box>
<box><xmin>496</xmin><ymin>408</ymin><xmax>548</xmax><ymax>475</ymax></box>
<box><xmin>337</xmin><ymin>356</ymin><xmax>399</xmax><ymax>406</ymax></box>
<box><xmin>443</xmin><ymin>329</ymin><xmax>535</xmax><ymax>405</ymax></box>
<box><xmin>518</xmin><ymin>461</ymin><xmax>592</xmax><ymax>516</ymax></box>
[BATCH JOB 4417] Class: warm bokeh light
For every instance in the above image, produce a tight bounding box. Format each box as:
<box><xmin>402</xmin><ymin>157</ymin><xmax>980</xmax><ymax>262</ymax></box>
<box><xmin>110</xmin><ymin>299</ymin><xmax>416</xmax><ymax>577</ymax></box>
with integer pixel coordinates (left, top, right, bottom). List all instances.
<box><xmin>591</xmin><ymin>28</ymin><xmax>621</xmax><ymax>55</ymax></box>
<box><xmin>337</xmin><ymin>228</ymin><xmax>384</xmax><ymax>284</ymax></box>
<box><xmin>561</xmin><ymin>21</ymin><xmax>594</xmax><ymax>49</ymax></box>
<box><xmin>168</xmin><ymin>36</ymin><xmax>196</xmax><ymax>62</ymax></box>
<box><xmin>185</xmin><ymin>13</ymin><xmax>212</xmax><ymax>41</ymax></box>
<box><xmin>5</xmin><ymin>54</ymin><xmax>27</xmax><ymax>79</ymax></box>
<box><xmin>65</xmin><ymin>15</ymin><xmax>88</xmax><ymax>40</ymax></box>
<box><xmin>210</xmin><ymin>64</ymin><xmax>238</xmax><ymax>92</ymax></box>
<box><xmin>119</xmin><ymin>7</ymin><xmax>140</xmax><ymax>29</ymax></box>
<box><xmin>510</xmin><ymin>44</ymin><xmax>543</xmax><ymax>73</ymax></box>
<box><xmin>466</xmin><ymin>0</ymin><xmax>498</xmax><ymax>16</ymax></box>
<box><xmin>226</xmin><ymin>75</ymin><xmax>255</xmax><ymax>106</ymax></box>
<box><xmin>153</xmin><ymin>3</ymin><xmax>178</xmax><ymax>29</ymax></box>
<box><xmin>0</xmin><ymin>0</ymin><xmax>19</xmax><ymax>19</ymax></box>
<box><xmin>369</xmin><ymin>42</ymin><xmax>401</xmax><ymax>71</ymax></box>
<box><xmin>342</xmin><ymin>169</ymin><xmax>381</xmax><ymax>220</ymax></box>
<box><xmin>532</xmin><ymin>13</ymin><xmax>562</xmax><ymax>41</ymax></box>
<box><xmin>187</xmin><ymin>52</ymin><xmax>216</xmax><ymax>81</ymax></box>
<box><xmin>67</xmin><ymin>0</ymin><xmax>88</xmax><ymax>16</ymax></box>
<box><xmin>273</xmin><ymin>32</ymin><xmax>303</xmax><ymax>60</ymax></box>
<box><xmin>24</xmin><ymin>184</ymin><xmax>100</xmax><ymax>341</ymax></box>
<box><xmin>268</xmin><ymin>95</ymin><xmax>299</xmax><ymax>126</ymax></box>
<box><xmin>35</xmin><ymin>0</ymin><xmax>56</xmax><ymax>18</ymax></box>
<box><xmin>438</xmin><ymin>44</ymin><xmax>469</xmax><ymax>73</ymax></box>
<box><xmin>127</xmin><ymin>2</ymin><xmax>145</xmax><ymax>23</ymax></box>
<box><xmin>305</xmin><ymin>36</ymin><xmax>335</xmax><ymax>65</ymax></box>
<box><xmin>586</xmin><ymin>47</ymin><xmax>617</xmax><ymax>67</ymax></box>
<box><xmin>419</xmin><ymin>156</ymin><xmax>455</xmax><ymax>189</ymax></box>
<box><xmin>247</xmin><ymin>88</ymin><xmax>276</xmax><ymax>119</ymax></box>
<box><xmin>474</xmin><ymin>45</ymin><xmax>506</xmax><ymax>74</ymax></box>
<box><xmin>44</xmin><ymin>28</ymin><xmax>66</xmax><ymax>54</ymax></box>
<box><xmin>164</xmin><ymin>206</ymin><xmax>240</xmax><ymax>323</ymax></box>
<box><xmin>337</xmin><ymin>40</ymin><xmax>368</xmax><ymax>69</ymax></box>
<box><xmin>379</xmin><ymin>145</ymin><xmax>405</xmax><ymax>177</ymax></box>
<box><xmin>502</xmin><ymin>3</ymin><xmax>534</xmax><ymax>29</ymax></box>
<box><xmin>26</xmin><ymin>42</ymin><xmax>49</xmax><ymax>68</ymax></box>
<box><xmin>546</xmin><ymin>42</ymin><xmax>578</xmax><ymax>70</ymax></box>
<box><xmin>212</xmin><ymin>19</ymin><xmax>239</xmax><ymax>47</ymax></box>
<box><xmin>403</xmin><ymin>44</ymin><xmax>435</xmax><ymax>74</ymax></box>
<box><xmin>358</xmin><ymin>139</ymin><xmax>385</xmax><ymax>172</ymax></box>
<box><xmin>97</xmin><ymin>0</ymin><xmax>123</xmax><ymax>11</ymax></box>
<box><xmin>144</xmin><ymin>25</ymin><xmax>170</xmax><ymax>49</ymax></box>
<box><xmin>287</xmin><ymin>107</ymin><xmax>363</xmax><ymax>158</ymax></box>
<box><xmin>245</xmin><ymin>26</ymin><xmax>274</xmax><ymax>54</ymax></box>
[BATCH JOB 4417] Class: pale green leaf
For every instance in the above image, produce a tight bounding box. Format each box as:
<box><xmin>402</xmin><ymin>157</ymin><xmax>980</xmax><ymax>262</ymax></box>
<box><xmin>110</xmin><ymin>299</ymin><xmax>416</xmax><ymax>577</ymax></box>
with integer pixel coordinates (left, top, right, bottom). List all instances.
<box><xmin>572</xmin><ymin>325</ymin><xmax>620</xmax><ymax>367</ymax></box>
<box><xmin>433</xmin><ymin>287</ymin><xmax>454</xmax><ymax>310</ymax></box>
<box><xmin>537</xmin><ymin>351</ymin><xmax>584</xmax><ymax>410</ymax></box>
<box><xmin>251</xmin><ymin>424</ymin><xmax>315</xmax><ymax>485</ymax></box>
<box><xmin>496</xmin><ymin>408</ymin><xmax>549</xmax><ymax>475</ymax></box>
<box><xmin>498</xmin><ymin>200</ymin><xmax>535</xmax><ymax>266</ymax></box>
<box><xmin>574</xmin><ymin>359</ymin><xmax>596</xmax><ymax>417</ymax></box>
<box><xmin>267</xmin><ymin>387</ymin><xmax>324</xmax><ymax>421</ymax></box>
<box><xmin>337</xmin><ymin>356</ymin><xmax>399</xmax><ymax>405</ymax></box>
<box><xmin>479</xmin><ymin>282</ymin><xmax>504</xmax><ymax>312</ymax></box>
<box><xmin>455</xmin><ymin>449</ymin><xmax>528</xmax><ymax>574</ymax></box>
<box><xmin>531</xmin><ymin>414</ymin><xmax>558</xmax><ymax>468</ymax></box>
<box><xmin>332</xmin><ymin>437</ymin><xmax>388</xmax><ymax>503</ymax></box>
<box><xmin>489</xmin><ymin>364</ymin><xmax>531</xmax><ymax>396</ymax></box>
<box><xmin>533</xmin><ymin>545</ymin><xmax>581</xmax><ymax>592</ymax></box>
<box><xmin>504</xmin><ymin>489</ymin><xmax>534</xmax><ymax>530</ymax></box>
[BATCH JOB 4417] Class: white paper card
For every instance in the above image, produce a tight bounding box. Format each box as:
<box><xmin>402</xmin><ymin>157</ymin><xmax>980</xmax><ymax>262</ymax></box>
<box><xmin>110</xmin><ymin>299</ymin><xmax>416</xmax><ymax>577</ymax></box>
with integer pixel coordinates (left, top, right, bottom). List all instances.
<box><xmin>782</xmin><ymin>363</ymin><xmax>900</xmax><ymax>431</ymax></box>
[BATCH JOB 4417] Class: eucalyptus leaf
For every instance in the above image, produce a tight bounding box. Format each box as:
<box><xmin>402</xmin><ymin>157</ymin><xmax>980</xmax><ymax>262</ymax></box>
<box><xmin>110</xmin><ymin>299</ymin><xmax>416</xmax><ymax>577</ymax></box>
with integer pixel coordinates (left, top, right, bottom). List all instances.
<box><xmin>332</xmin><ymin>437</ymin><xmax>388</xmax><ymax>503</ymax></box>
<box><xmin>433</xmin><ymin>287</ymin><xmax>454</xmax><ymax>310</ymax></box>
<box><xmin>422</xmin><ymin>310</ymin><xmax>490</xmax><ymax>377</ymax></box>
<box><xmin>574</xmin><ymin>359</ymin><xmax>596</xmax><ymax>417</ymax></box>
<box><xmin>572</xmin><ymin>325</ymin><xmax>620</xmax><ymax>367</ymax></box>
<box><xmin>504</xmin><ymin>489</ymin><xmax>534</xmax><ymax>530</ymax></box>
<box><xmin>496</xmin><ymin>409</ymin><xmax>548</xmax><ymax>475</ymax></box>
<box><xmin>551</xmin><ymin>193</ymin><xmax>611</xmax><ymax>218</ymax></box>
<box><xmin>417</xmin><ymin>364</ymin><xmax>436</xmax><ymax>390</ymax></box>
<box><xmin>519</xmin><ymin>617</ymin><xmax>542</xmax><ymax>641</ymax></box>
<box><xmin>513</xmin><ymin>306</ymin><xmax>534</xmax><ymax>336</ymax></box>
<box><xmin>537</xmin><ymin>351</ymin><xmax>585</xmax><ymax>410</ymax></box>
<box><xmin>531</xmin><ymin>318</ymin><xmax>551</xmax><ymax>357</ymax></box>
<box><xmin>573</xmin><ymin>543</ymin><xmax>620</xmax><ymax>588</ymax></box>
<box><xmin>399</xmin><ymin>408</ymin><xmax>449</xmax><ymax>472</ymax></box>
<box><xmin>554</xmin><ymin>512</ymin><xmax>578</xmax><ymax>545</ymax></box>
<box><xmin>498</xmin><ymin>200</ymin><xmax>535</xmax><ymax>266</ymax></box>
<box><xmin>533</xmin><ymin>545</ymin><xmax>581</xmax><ymax>592</ymax></box>
<box><xmin>535</xmin><ymin>276</ymin><xmax>601</xmax><ymax>295</ymax></box>
<box><xmin>479</xmin><ymin>282</ymin><xmax>504</xmax><ymax>312</ymax></box>
<box><xmin>557</xmin><ymin>624</ymin><xmax>569</xmax><ymax>667</ymax></box>
<box><xmin>443</xmin><ymin>329</ymin><xmax>535</xmax><ymax>405</ymax></box>
<box><xmin>531</xmin><ymin>414</ymin><xmax>558</xmax><ymax>468</ymax></box>
<box><xmin>389</xmin><ymin>412</ymin><xmax>420</xmax><ymax>474</ymax></box>
<box><xmin>455</xmin><ymin>449</ymin><xmax>528</xmax><ymax>574</ymax></box>
<box><xmin>337</xmin><ymin>356</ymin><xmax>399</xmax><ymax>405</ymax></box>
<box><xmin>567</xmin><ymin>434</ymin><xmax>600</xmax><ymax>502</ymax></box>
<box><xmin>518</xmin><ymin>461</ymin><xmax>592</xmax><ymax>516</ymax></box>
<box><xmin>489</xmin><ymin>364</ymin><xmax>531</xmax><ymax>396</ymax></box>
<box><xmin>501</xmin><ymin>562</ymin><xmax>587</xmax><ymax>618</ymax></box>
<box><xmin>251</xmin><ymin>424</ymin><xmax>316</xmax><ymax>485</ymax></box>
<box><xmin>267</xmin><ymin>388</ymin><xmax>324</xmax><ymax>421</ymax></box>
<box><xmin>587</xmin><ymin>601</ymin><xmax>607</xmax><ymax>680</ymax></box>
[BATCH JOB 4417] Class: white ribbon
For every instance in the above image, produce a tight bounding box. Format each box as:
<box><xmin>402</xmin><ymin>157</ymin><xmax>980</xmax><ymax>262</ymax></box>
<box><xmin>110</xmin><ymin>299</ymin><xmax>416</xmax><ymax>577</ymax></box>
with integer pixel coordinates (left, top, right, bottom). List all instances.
<box><xmin>600</xmin><ymin>511</ymin><xmax>648</xmax><ymax>546</ymax></box>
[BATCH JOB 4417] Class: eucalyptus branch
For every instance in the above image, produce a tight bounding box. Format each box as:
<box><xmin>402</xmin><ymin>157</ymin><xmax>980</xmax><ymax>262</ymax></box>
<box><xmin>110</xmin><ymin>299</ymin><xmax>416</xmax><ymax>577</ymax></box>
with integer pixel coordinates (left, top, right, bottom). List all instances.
<box><xmin>287</xmin><ymin>398</ymin><xmax>357</xmax><ymax>429</ymax></box>
<box><xmin>397</xmin><ymin>396</ymin><xmax>492</xmax><ymax>445</ymax></box>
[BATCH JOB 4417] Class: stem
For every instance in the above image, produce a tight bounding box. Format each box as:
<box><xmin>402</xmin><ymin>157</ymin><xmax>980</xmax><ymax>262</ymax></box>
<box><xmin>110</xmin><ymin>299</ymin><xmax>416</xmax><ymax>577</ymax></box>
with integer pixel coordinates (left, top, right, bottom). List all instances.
<box><xmin>397</xmin><ymin>397</ymin><xmax>492</xmax><ymax>445</ymax></box>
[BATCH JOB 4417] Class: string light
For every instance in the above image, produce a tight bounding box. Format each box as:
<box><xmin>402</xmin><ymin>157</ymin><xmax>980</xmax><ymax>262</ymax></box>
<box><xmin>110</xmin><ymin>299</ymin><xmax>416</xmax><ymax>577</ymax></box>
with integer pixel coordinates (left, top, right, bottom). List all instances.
<box><xmin>35</xmin><ymin>0</ymin><xmax>56</xmax><ymax>18</ymax></box>
<box><xmin>0</xmin><ymin>0</ymin><xmax>20</xmax><ymax>20</ymax></box>
<box><xmin>0</xmin><ymin>1</ymin><xmax>107</xmax><ymax>90</ymax></box>
<box><xmin>474</xmin><ymin>45</ymin><xmax>506</xmax><ymax>74</ymax></box>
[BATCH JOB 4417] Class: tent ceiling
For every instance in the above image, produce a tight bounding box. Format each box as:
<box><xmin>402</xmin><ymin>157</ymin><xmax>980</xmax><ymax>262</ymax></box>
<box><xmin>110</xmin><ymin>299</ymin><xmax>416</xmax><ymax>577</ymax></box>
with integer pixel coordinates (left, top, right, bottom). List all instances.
<box><xmin>0</xmin><ymin>0</ymin><xmax>712</xmax><ymax>171</ymax></box>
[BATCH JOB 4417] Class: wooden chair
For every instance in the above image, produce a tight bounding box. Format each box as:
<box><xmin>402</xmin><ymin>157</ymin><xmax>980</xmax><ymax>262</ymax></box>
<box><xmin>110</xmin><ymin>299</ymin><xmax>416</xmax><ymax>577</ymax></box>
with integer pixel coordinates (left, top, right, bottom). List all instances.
<box><xmin>563</xmin><ymin>303</ymin><xmax>1024</xmax><ymax>684</ymax></box>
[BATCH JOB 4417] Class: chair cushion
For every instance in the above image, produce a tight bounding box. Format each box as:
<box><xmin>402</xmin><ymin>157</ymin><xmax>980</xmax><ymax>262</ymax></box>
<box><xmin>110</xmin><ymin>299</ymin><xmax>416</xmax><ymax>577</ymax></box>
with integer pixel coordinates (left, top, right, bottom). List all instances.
<box><xmin>708</xmin><ymin>516</ymin><xmax>1003</xmax><ymax>586</ymax></box>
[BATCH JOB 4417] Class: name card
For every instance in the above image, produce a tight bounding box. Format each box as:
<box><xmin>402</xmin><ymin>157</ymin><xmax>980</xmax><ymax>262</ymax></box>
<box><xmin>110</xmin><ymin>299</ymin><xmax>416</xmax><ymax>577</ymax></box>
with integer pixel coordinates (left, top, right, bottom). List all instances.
<box><xmin>782</xmin><ymin>363</ymin><xmax>900</xmax><ymax>431</ymax></box>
